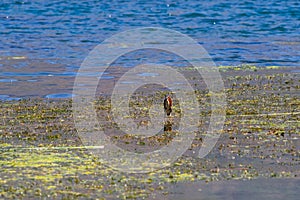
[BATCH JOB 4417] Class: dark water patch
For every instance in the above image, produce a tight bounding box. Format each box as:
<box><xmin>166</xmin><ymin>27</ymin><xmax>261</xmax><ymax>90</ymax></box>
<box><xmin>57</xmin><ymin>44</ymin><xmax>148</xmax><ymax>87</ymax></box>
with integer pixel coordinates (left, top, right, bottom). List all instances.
<box><xmin>0</xmin><ymin>71</ymin><xmax>77</xmax><ymax>77</ymax></box>
<box><xmin>100</xmin><ymin>76</ymin><xmax>115</xmax><ymax>80</ymax></box>
<box><xmin>0</xmin><ymin>94</ymin><xmax>21</xmax><ymax>101</ymax></box>
<box><xmin>26</xmin><ymin>79</ymin><xmax>38</xmax><ymax>82</ymax></box>
<box><xmin>181</xmin><ymin>12</ymin><xmax>206</xmax><ymax>18</ymax></box>
<box><xmin>120</xmin><ymin>81</ymin><xmax>137</xmax><ymax>84</ymax></box>
<box><xmin>45</xmin><ymin>93</ymin><xmax>74</xmax><ymax>99</ymax></box>
<box><xmin>290</xmin><ymin>69</ymin><xmax>300</xmax><ymax>73</ymax></box>
<box><xmin>138</xmin><ymin>72</ymin><xmax>159</xmax><ymax>77</ymax></box>
<box><xmin>0</xmin><ymin>78</ymin><xmax>18</xmax><ymax>83</ymax></box>
<box><xmin>165</xmin><ymin>178</ymin><xmax>300</xmax><ymax>200</ymax></box>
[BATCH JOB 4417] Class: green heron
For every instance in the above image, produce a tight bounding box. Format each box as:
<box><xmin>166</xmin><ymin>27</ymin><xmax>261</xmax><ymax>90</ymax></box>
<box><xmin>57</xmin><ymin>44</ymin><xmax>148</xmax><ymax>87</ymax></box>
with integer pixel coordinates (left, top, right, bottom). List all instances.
<box><xmin>164</xmin><ymin>95</ymin><xmax>172</xmax><ymax>116</ymax></box>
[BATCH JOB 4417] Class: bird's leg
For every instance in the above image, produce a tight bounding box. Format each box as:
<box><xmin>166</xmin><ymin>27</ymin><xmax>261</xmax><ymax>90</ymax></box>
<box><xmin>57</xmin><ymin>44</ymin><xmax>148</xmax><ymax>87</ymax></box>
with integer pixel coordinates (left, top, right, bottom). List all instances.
<box><xmin>164</xmin><ymin>118</ymin><xmax>173</xmax><ymax>132</ymax></box>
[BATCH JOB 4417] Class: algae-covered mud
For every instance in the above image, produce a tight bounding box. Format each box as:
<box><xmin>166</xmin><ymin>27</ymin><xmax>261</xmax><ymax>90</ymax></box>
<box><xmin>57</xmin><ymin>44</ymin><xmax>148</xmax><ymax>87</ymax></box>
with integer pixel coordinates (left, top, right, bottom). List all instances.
<box><xmin>0</xmin><ymin>66</ymin><xmax>299</xmax><ymax>199</ymax></box>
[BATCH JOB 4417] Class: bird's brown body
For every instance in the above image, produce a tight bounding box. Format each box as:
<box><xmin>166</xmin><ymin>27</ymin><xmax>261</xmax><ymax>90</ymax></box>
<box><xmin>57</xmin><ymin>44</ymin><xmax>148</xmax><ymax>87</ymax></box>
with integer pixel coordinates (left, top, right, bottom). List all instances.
<box><xmin>164</xmin><ymin>95</ymin><xmax>172</xmax><ymax>116</ymax></box>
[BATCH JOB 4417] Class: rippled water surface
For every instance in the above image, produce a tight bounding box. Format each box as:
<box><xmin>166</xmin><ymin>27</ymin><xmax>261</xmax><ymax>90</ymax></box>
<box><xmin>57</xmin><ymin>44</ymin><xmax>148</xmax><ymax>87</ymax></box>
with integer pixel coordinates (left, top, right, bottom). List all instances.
<box><xmin>0</xmin><ymin>0</ymin><xmax>299</xmax><ymax>98</ymax></box>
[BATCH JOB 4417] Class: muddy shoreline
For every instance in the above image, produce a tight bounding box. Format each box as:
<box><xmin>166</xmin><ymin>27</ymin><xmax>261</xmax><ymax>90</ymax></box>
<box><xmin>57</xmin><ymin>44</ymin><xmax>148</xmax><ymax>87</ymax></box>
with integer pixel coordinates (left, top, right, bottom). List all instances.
<box><xmin>0</xmin><ymin>66</ymin><xmax>299</xmax><ymax>199</ymax></box>
<box><xmin>0</xmin><ymin>65</ymin><xmax>299</xmax><ymax>98</ymax></box>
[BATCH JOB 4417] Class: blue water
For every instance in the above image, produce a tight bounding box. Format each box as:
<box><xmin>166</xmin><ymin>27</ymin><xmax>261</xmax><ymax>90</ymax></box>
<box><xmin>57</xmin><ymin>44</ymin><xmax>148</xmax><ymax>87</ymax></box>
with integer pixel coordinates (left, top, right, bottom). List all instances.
<box><xmin>45</xmin><ymin>93</ymin><xmax>74</xmax><ymax>99</ymax></box>
<box><xmin>0</xmin><ymin>0</ymin><xmax>299</xmax><ymax>99</ymax></box>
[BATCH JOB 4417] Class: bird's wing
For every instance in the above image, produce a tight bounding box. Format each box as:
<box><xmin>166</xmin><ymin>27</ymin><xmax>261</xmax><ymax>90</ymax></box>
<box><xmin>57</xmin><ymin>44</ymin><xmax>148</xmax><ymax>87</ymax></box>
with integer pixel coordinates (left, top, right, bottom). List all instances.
<box><xmin>164</xmin><ymin>98</ymin><xmax>168</xmax><ymax>110</ymax></box>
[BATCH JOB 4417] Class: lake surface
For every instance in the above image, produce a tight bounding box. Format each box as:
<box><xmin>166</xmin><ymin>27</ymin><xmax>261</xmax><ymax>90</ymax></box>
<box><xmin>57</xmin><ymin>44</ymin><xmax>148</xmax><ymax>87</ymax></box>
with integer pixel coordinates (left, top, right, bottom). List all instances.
<box><xmin>0</xmin><ymin>0</ymin><xmax>299</xmax><ymax>99</ymax></box>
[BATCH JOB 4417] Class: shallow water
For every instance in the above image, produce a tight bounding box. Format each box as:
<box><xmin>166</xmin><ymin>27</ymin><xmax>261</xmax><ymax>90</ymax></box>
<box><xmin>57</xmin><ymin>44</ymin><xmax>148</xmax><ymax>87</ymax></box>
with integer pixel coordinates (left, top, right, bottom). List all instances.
<box><xmin>162</xmin><ymin>178</ymin><xmax>300</xmax><ymax>200</ymax></box>
<box><xmin>45</xmin><ymin>93</ymin><xmax>74</xmax><ymax>99</ymax></box>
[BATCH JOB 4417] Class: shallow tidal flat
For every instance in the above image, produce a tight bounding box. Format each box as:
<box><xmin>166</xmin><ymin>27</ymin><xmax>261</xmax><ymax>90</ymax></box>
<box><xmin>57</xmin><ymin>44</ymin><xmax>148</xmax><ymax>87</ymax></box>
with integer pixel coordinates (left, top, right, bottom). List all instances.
<box><xmin>0</xmin><ymin>67</ymin><xmax>299</xmax><ymax>199</ymax></box>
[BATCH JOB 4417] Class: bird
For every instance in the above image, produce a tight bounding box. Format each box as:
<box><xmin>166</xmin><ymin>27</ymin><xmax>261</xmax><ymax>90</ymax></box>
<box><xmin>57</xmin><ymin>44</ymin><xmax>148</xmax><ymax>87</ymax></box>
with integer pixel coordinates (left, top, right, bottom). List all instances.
<box><xmin>164</xmin><ymin>95</ymin><xmax>172</xmax><ymax>116</ymax></box>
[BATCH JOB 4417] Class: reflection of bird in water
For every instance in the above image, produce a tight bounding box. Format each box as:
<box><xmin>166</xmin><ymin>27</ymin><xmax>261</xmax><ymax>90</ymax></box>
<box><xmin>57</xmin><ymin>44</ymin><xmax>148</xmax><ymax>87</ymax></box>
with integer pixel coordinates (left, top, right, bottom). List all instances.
<box><xmin>164</xmin><ymin>120</ymin><xmax>172</xmax><ymax>131</ymax></box>
<box><xmin>164</xmin><ymin>95</ymin><xmax>172</xmax><ymax>116</ymax></box>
